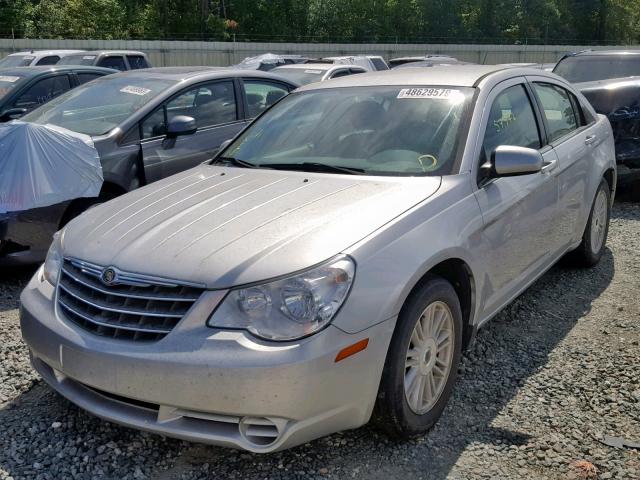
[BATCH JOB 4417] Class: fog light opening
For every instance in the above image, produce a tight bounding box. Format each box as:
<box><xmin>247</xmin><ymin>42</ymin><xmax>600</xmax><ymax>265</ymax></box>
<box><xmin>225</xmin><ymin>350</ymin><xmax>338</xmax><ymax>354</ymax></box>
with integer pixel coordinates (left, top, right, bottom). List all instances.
<box><xmin>238</xmin><ymin>416</ymin><xmax>282</xmax><ymax>447</ymax></box>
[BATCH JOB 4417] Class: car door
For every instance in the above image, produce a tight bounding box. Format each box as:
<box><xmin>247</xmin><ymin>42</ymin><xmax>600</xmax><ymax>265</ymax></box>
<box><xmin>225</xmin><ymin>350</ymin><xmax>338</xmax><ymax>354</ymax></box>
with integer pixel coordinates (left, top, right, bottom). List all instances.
<box><xmin>12</xmin><ymin>74</ymin><xmax>72</xmax><ymax>114</ymax></box>
<box><xmin>474</xmin><ymin>79</ymin><xmax>561</xmax><ymax>317</ymax></box>
<box><xmin>528</xmin><ymin>78</ymin><xmax>599</xmax><ymax>248</ymax></box>
<box><xmin>140</xmin><ymin>79</ymin><xmax>243</xmax><ymax>182</ymax></box>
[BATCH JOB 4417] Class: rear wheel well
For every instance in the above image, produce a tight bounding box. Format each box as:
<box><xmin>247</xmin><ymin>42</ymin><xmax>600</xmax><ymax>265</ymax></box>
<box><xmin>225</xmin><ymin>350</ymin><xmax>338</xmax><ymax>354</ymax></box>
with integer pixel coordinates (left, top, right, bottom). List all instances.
<box><xmin>404</xmin><ymin>259</ymin><xmax>475</xmax><ymax>351</ymax></box>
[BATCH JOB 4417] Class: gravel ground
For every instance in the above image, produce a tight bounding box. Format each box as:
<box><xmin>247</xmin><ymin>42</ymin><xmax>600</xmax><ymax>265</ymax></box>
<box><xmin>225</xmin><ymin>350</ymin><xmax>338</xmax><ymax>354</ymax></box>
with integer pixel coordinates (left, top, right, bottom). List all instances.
<box><xmin>1</xmin><ymin>200</ymin><xmax>639</xmax><ymax>480</ymax></box>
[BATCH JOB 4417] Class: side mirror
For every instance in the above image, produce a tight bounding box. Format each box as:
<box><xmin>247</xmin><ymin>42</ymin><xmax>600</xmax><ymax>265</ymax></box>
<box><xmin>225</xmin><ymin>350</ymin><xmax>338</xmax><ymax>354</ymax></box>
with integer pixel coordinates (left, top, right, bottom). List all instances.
<box><xmin>166</xmin><ymin>115</ymin><xmax>197</xmax><ymax>138</ymax></box>
<box><xmin>219</xmin><ymin>139</ymin><xmax>232</xmax><ymax>151</ymax></box>
<box><xmin>1</xmin><ymin>107</ymin><xmax>28</xmax><ymax>121</ymax></box>
<box><xmin>493</xmin><ymin>145</ymin><xmax>543</xmax><ymax>177</ymax></box>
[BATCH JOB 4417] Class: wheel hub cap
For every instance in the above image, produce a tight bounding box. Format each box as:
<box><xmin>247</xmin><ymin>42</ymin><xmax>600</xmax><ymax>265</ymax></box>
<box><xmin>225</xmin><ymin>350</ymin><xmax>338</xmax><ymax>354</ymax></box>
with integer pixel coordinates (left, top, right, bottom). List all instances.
<box><xmin>404</xmin><ymin>301</ymin><xmax>455</xmax><ymax>415</ymax></box>
<box><xmin>590</xmin><ymin>189</ymin><xmax>608</xmax><ymax>253</ymax></box>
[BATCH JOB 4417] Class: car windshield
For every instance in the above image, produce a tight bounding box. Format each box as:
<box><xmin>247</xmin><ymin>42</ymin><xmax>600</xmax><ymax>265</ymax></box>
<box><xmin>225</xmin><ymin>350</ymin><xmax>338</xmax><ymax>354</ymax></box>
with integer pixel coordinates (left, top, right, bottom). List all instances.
<box><xmin>0</xmin><ymin>55</ymin><xmax>34</xmax><ymax>67</ymax></box>
<box><xmin>57</xmin><ymin>54</ymin><xmax>96</xmax><ymax>66</ymax></box>
<box><xmin>220</xmin><ymin>86</ymin><xmax>473</xmax><ymax>176</ymax></box>
<box><xmin>0</xmin><ymin>74</ymin><xmax>26</xmax><ymax>99</ymax></box>
<box><xmin>273</xmin><ymin>68</ymin><xmax>327</xmax><ymax>85</ymax></box>
<box><xmin>554</xmin><ymin>55</ymin><xmax>640</xmax><ymax>83</ymax></box>
<box><xmin>22</xmin><ymin>76</ymin><xmax>177</xmax><ymax>135</ymax></box>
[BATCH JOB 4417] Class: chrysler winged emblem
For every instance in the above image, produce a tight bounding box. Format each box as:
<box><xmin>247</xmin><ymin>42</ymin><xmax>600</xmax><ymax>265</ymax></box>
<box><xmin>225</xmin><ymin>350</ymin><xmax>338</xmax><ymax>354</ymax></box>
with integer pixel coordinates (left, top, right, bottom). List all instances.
<box><xmin>101</xmin><ymin>267</ymin><xmax>117</xmax><ymax>286</ymax></box>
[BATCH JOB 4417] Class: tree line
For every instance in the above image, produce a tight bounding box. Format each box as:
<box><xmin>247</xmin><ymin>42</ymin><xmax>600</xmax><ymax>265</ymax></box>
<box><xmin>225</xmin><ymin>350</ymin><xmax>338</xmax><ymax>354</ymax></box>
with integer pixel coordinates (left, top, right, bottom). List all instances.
<box><xmin>0</xmin><ymin>0</ymin><xmax>638</xmax><ymax>45</ymax></box>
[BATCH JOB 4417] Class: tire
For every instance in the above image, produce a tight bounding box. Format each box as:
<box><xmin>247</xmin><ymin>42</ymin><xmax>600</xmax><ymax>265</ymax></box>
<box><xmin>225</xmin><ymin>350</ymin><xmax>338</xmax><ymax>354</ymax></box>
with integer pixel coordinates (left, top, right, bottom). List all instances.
<box><xmin>374</xmin><ymin>274</ymin><xmax>463</xmax><ymax>438</ymax></box>
<box><xmin>569</xmin><ymin>179</ymin><xmax>611</xmax><ymax>268</ymax></box>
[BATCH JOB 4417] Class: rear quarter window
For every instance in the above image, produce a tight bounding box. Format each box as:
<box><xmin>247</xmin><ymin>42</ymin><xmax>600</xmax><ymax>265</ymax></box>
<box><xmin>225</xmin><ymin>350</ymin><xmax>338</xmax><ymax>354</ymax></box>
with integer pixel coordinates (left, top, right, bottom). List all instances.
<box><xmin>99</xmin><ymin>56</ymin><xmax>127</xmax><ymax>71</ymax></box>
<box><xmin>127</xmin><ymin>56</ymin><xmax>149</xmax><ymax>69</ymax></box>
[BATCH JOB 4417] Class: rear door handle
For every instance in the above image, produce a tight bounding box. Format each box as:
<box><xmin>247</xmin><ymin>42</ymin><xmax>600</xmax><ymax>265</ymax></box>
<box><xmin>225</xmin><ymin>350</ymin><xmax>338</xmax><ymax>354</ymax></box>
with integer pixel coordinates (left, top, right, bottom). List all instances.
<box><xmin>585</xmin><ymin>134</ymin><xmax>597</xmax><ymax>145</ymax></box>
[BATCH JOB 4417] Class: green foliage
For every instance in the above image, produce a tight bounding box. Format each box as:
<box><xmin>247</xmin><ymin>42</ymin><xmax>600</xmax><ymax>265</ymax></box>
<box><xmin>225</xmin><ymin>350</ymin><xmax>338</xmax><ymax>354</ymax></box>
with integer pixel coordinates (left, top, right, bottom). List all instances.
<box><xmin>1</xmin><ymin>0</ymin><xmax>640</xmax><ymax>44</ymax></box>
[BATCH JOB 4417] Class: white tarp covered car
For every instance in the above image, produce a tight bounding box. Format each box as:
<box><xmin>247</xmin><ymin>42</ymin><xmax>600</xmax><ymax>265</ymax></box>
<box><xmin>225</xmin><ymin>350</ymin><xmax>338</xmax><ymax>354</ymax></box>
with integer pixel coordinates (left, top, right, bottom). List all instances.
<box><xmin>0</xmin><ymin>121</ymin><xmax>102</xmax><ymax>214</ymax></box>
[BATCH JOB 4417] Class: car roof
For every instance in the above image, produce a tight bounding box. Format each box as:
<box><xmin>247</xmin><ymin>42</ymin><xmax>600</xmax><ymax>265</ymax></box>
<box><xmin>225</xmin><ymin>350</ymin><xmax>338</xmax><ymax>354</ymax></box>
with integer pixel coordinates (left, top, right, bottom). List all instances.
<box><xmin>0</xmin><ymin>65</ymin><xmax>116</xmax><ymax>77</ymax></box>
<box><xmin>70</xmin><ymin>50</ymin><xmax>147</xmax><ymax>56</ymax></box>
<box><xmin>7</xmin><ymin>50</ymin><xmax>84</xmax><ymax>57</ymax></box>
<box><xmin>296</xmin><ymin>65</ymin><xmax>549</xmax><ymax>91</ymax></box>
<box><xmin>104</xmin><ymin>66</ymin><xmax>298</xmax><ymax>84</ymax></box>
<box><xmin>390</xmin><ymin>55</ymin><xmax>458</xmax><ymax>61</ymax></box>
<box><xmin>569</xmin><ymin>49</ymin><xmax>640</xmax><ymax>57</ymax></box>
<box><xmin>274</xmin><ymin>63</ymin><xmax>360</xmax><ymax>72</ymax></box>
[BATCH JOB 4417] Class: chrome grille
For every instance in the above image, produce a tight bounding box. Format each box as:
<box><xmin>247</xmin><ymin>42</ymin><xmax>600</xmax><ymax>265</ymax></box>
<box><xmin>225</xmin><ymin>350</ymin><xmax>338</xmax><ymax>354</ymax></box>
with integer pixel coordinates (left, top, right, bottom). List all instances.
<box><xmin>57</xmin><ymin>258</ymin><xmax>205</xmax><ymax>342</ymax></box>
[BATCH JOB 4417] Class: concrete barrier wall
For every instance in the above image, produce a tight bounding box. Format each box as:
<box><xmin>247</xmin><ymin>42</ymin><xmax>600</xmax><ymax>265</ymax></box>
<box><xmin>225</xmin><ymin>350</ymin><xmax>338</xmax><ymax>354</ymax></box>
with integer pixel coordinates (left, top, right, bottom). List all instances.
<box><xmin>0</xmin><ymin>38</ymin><xmax>633</xmax><ymax>66</ymax></box>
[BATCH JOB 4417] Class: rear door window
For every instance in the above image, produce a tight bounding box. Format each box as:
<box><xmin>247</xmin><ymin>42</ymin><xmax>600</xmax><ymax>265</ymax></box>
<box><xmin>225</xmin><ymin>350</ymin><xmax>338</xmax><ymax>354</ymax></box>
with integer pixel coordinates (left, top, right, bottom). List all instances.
<box><xmin>370</xmin><ymin>58</ymin><xmax>388</xmax><ymax>70</ymax></box>
<box><xmin>14</xmin><ymin>75</ymin><xmax>72</xmax><ymax>110</ymax></box>
<box><xmin>330</xmin><ymin>69</ymin><xmax>351</xmax><ymax>79</ymax></box>
<box><xmin>243</xmin><ymin>80</ymin><xmax>289</xmax><ymax>118</ymax></box>
<box><xmin>98</xmin><ymin>56</ymin><xmax>127</xmax><ymax>71</ymax></box>
<box><xmin>532</xmin><ymin>83</ymin><xmax>578</xmax><ymax>142</ymax></box>
<box><xmin>36</xmin><ymin>55</ymin><xmax>60</xmax><ymax>66</ymax></box>
<box><xmin>76</xmin><ymin>72</ymin><xmax>104</xmax><ymax>85</ymax></box>
<box><xmin>127</xmin><ymin>55</ymin><xmax>149</xmax><ymax>69</ymax></box>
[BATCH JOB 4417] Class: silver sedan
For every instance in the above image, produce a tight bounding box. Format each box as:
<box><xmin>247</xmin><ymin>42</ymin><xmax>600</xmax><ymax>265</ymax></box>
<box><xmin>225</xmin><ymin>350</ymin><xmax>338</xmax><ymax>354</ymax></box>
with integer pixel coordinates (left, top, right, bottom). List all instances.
<box><xmin>20</xmin><ymin>66</ymin><xmax>616</xmax><ymax>452</ymax></box>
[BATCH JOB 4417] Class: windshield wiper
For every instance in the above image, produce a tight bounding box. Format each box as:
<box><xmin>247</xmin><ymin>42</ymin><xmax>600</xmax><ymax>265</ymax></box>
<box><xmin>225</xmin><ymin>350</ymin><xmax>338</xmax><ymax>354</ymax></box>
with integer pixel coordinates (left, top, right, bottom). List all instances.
<box><xmin>214</xmin><ymin>156</ymin><xmax>259</xmax><ymax>169</ymax></box>
<box><xmin>264</xmin><ymin>162</ymin><xmax>365</xmax><ymax>175</ymax></box>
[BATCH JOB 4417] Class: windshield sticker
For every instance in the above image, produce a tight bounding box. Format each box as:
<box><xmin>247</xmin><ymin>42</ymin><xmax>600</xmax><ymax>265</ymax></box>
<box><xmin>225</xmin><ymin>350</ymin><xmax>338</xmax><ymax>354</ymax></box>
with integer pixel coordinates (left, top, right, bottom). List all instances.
<box><xmin>22</xmin><ymin>56</ymin><xmax>35</xmax><ymax>60</ymax></box>
<box><xmin>397</xmin><ymin>88</ymin><xmax>461</xmax><ymax>99</ymax></box>
<box><xmin>304</xmin><ymin>69</ymin><xmax>323</xmax><ymax>74</ymax></box>
<box><xmin>120</xmin><ymin>86</ymin><xmax>151</xmax><ymax>96</ymax></box>
<box><xmin>82</xmin><ymin>55</ymin><xmax>96</xmax><ymax>60</ymax></box>
<box><xmin>0</xmin><ymin>76</ymin><xmax>20</xmax><ymax>83</ymax></box>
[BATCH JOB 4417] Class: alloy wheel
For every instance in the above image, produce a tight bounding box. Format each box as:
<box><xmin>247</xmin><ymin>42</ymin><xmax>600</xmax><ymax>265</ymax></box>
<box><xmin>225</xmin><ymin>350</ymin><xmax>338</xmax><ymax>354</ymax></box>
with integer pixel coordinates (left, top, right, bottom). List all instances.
<box><xmin>404</xmin><ymin>301</ymin><xmax>455</xmax><ymax>415</ymax></box>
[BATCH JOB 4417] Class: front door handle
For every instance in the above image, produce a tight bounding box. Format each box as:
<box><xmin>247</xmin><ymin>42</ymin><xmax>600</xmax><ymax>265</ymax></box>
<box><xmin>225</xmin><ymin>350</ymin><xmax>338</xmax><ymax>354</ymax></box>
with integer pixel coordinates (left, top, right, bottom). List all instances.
<box><xmin>585</xmin><ymin>134</ymin><xmax>597</xmax><ymax>145</ymax></box>
<box><xmin>541</xmin><ymin>159</ymin><xmax>557</xmax><ymax>173</ymax></box>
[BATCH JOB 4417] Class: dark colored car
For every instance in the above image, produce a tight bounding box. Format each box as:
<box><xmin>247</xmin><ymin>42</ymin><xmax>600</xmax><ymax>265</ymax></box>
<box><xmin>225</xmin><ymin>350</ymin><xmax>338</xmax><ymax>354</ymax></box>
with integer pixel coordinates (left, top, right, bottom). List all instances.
<box><xmin>0</xmin><ymin>66</ymin><xmax>115</xmax><ymax>122</ymax></box>
<box><xmin>554</xmin><ymin>50</ymin><xmax>640</xmax><ymax>183</ymax></box>
<box><xmin>0</xmin><ymin>67</ymin><xmax>298</xmax><ymax>266</ymax></box>
<box><xmin>57</xmin><ymin>50</ymin><xmax>151</xmax><ymax>71</ymax></box>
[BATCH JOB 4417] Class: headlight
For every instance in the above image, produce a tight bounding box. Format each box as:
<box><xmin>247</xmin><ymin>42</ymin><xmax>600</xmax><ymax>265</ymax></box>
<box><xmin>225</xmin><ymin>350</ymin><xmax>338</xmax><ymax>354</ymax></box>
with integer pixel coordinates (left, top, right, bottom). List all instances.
<box><xmin>208</xmin><ymin>256</ymin><xmax>355</xmax><ymax>341</ymax></box>
<box><xmin>43</xmin><ymin>230</ymin><xmax>64</xmax><ymax>286</ymax></box>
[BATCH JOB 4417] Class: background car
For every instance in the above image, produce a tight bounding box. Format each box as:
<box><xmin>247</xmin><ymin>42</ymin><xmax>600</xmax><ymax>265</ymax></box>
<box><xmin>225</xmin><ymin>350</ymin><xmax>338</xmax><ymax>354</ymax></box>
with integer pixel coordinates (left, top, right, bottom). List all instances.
<box><xmin>19</xmin><ymin>66</ymin><xmax>615</xmax><ymax>453</ymax></box>
<box><xmin>271</xmin><ymin>63</ymin><xmax>367</xmax><ymax>85</ymax></box>
<box><xmin>388</xmin><ymin>55</ymin><xmax>461</xmax><ymax>68</ymax></box>
<box><xmin>234</xmin><ymin>53</ymin><xmax>310</xmax><ymax>71</ymax></box>
<box><xmin>553</xmin><ymin>50</ymin><xmax>640</xmax><ymax>185</ymax></box>
<box><xmin>317</xmin><ymin>55</ymin><xmax>377</xmax><ymax>70</ymax></box>
<box><xmin>57</xmin><ymin>50</ymin><xmax>151</xmax><ymax>71</ymax></box>
<box><xmin>0</xmin><ymin>67</ymin><xmax>297</xmax><ymax>266</ymax></box>
<box><xmin>0</xmin><ymin>65</ymin><xmax>115</xmax><ymax>122</ymax></box>
<box><xmin>0</xmin><ymin>50</ymin><xmax>85</xmax><ymax>67</ymax></box>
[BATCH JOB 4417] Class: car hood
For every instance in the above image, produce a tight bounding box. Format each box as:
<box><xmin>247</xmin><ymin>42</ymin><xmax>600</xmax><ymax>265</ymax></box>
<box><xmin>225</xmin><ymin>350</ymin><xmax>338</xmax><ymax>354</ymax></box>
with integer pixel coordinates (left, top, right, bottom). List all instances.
<box><xmin>64</xmin><ymin>165</ymin><xmax>441</xmax><ymax>288</ymax></box>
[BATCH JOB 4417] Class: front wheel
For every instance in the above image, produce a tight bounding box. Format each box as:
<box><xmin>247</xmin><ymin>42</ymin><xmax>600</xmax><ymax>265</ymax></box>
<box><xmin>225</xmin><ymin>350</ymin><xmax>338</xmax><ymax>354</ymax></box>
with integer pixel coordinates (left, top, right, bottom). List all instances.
<box><xmin>569</xmin><ymin>179</ymin><xmax>611</xmax><ymax>268</ymax></box>
<box><xmin>374</xmin><ymin>275</ymin><xmax>462</xmax><ymax>437</ymax></box>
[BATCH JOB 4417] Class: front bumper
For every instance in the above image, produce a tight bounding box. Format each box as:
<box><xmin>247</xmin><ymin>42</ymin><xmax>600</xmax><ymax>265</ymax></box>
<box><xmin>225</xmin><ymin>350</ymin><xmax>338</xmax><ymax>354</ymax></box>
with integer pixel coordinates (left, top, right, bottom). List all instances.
<box><xmin>20</xmin><ymin>268</ymin><xmax>394</xmax><ymax>452</ymax></box>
